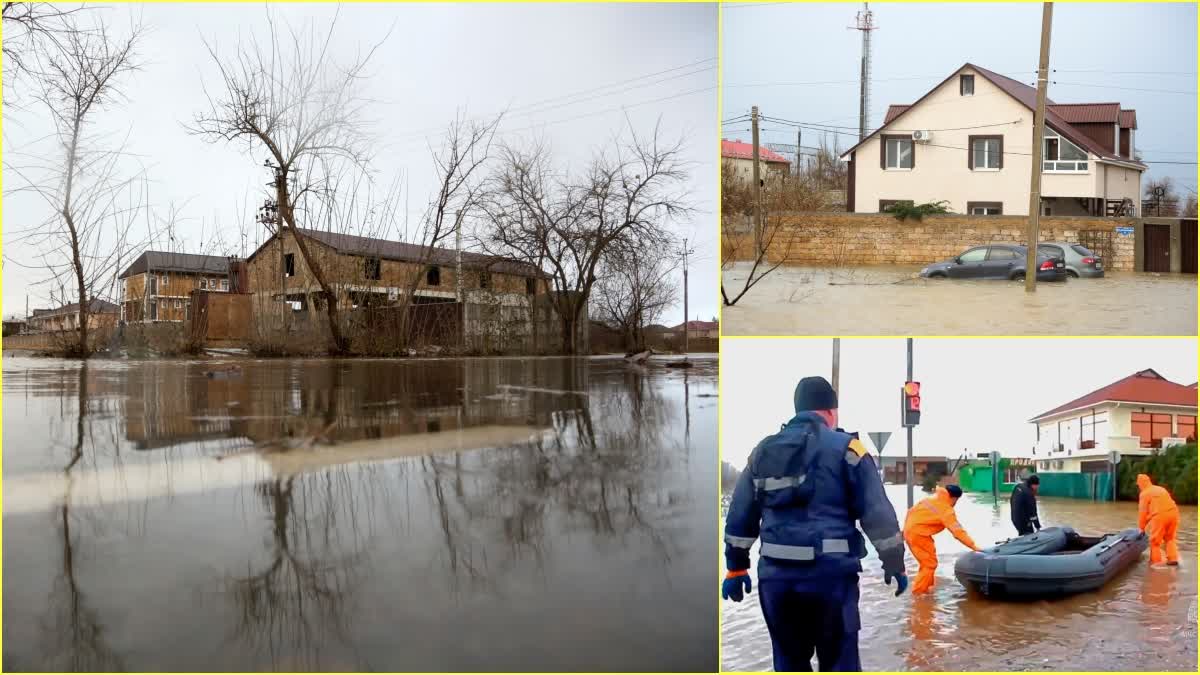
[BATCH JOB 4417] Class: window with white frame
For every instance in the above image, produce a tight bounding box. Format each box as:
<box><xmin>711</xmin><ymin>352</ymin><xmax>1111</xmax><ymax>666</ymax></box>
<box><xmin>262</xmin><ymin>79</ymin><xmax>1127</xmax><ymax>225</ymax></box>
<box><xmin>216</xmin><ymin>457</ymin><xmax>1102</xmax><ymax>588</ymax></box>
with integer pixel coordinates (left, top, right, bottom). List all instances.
<box><xmin>883</xmin><ymin>136</ymin><xmax>913</xmax><ymax>169</ymax></box>
<box><xmin>970</xmin><ymin>136</ymin><xmax>1002</xmax><ymax>170</ymax></box>
<box><xmin>200</xmin><ymin>278</ymin><xmax>207</xmax><ymax>289</ymax></box>
<box><xmin>960</xmin><ymin>74</ymin><xmax>975</xmax><ymax>96</ymax></box>
<box><xmin>1043</xmin><ymin>129</ymin><xmax>1088</xmax><ymax>172</ymax></box>
<box><xmin>220</xmin><ymin>279</ymin><xmax>229</xmax><ymax>291</ymax></box>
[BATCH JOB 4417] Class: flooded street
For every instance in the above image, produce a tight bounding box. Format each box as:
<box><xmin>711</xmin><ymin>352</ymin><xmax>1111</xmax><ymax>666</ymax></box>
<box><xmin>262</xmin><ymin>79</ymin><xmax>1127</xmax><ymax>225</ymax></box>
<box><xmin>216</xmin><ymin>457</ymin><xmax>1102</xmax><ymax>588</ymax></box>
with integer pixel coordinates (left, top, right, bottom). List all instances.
<box><xmin>722</xmin><ymin>264</ymin><xmax>1197</xmax><ymax>336</ymax></box>
<box><xmin>2</xmin><ymin>355</ymin><xmax>717</xmax><ymax>672</ymax></box>
<box><xmin>722</xmin><ymin>484</ymin><xmax>1198</xmax><ymax>672</ymax></box>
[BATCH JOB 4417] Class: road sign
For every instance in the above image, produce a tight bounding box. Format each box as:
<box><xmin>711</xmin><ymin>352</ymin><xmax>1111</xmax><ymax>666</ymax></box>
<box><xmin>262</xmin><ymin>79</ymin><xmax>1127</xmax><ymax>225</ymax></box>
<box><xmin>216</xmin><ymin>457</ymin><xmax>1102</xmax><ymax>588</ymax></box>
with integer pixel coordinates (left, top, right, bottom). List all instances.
<box><xmin>1108</xmin><ymin>450</ymin><xmax>1121</xmax><ymax>464</ymax></box>
<box><xmin>1116</xmin><ymin>226</ymin><xmax>1134</xmax><ymax>236</ymax></box>
<box><xmin>868</xmin><ymin>432</ymin><xmax>892</xmax><ymax>454</ymax></box>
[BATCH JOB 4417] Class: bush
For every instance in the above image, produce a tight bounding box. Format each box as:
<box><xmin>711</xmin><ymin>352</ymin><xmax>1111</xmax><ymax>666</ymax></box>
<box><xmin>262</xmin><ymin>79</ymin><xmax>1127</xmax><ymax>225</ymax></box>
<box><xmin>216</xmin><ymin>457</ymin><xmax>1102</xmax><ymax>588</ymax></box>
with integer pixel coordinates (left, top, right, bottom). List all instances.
<box><xmin>885</xmin><ymin>200</ymin><xmax>952</xmax><ymax>221</ymax></box>
<box><xmin>1117</xmin><ymin>442</ymin><xmax>1197</xmax><ymax>504</ymax></box>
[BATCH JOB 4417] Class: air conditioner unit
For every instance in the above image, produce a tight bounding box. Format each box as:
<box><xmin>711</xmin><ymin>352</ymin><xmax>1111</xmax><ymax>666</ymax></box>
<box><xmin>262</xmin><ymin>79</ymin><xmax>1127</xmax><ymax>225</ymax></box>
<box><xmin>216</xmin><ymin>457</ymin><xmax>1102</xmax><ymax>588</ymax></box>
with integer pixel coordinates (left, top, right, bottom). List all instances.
<box><xmin>911</xmin><ymin>130</ymin><xmax>933</xmax><ymax>142</ymax></box>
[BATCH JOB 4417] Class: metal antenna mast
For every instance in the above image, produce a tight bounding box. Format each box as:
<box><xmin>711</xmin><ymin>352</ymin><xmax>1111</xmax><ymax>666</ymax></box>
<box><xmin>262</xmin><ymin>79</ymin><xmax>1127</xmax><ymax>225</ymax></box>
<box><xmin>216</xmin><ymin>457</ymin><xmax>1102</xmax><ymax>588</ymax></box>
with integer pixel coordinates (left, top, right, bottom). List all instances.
<box><xmin>849</xmin><ymin>3</ymin><xmax>877</xmax><ymax>140</ymax></box>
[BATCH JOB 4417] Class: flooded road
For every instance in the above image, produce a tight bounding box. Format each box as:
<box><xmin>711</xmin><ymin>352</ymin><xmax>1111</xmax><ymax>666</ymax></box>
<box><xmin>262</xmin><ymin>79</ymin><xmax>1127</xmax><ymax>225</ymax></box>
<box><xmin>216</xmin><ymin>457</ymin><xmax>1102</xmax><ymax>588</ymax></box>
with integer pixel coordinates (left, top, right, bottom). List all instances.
<box><xmin>722</xmin><ymin>264</ymin><xmax>1197</xmax><ymax>336</ymax></box>
<box><xmin>2</xmin><ymin>355</ymin><xmax>717</xmax><ymax>672</ymax></box>
<box><xmin>722</xmin><ymin>484</ymin><xmax>1197</xmax><ymax>672</ymax></box>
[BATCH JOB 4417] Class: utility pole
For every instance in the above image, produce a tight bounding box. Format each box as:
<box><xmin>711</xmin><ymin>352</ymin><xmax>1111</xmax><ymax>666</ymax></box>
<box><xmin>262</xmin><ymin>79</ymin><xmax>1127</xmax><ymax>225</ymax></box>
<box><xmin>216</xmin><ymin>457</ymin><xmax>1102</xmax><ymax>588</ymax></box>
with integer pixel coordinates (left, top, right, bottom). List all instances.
<box><xmin>906</xmin><ymin>337</ymin><xmax>915</xmax><ymax>509</ymax></box>
<box><xmin>796</xmin><ymin>128</ymin><xmax>803</xmax><ymax>177</ymax></box>
<box><xmin>850</xmin><ymin>3</ymin><xmax>877</xmax><ymax>140</ymax></box>
<box><xmin>751</xmin><ymin>105</ymin><xmax>763</xmax><ymax>255</ymax></box>
<box><xmin>831</xmin><ymin>338</ymin><xmax>841</xmax><ymax>394</ymax></box>
<box><xmin>456</xmin><ymin>209</ymin><xmax>465</xmax><ymax>350</ymax></box>
<box><xmin>681</xmin><ymin>237</ymin><xmax>696</xmax><ymax>358</ymax></box>
<box><xmin>1025</xmin><ymin>2</ymin><xmax>1054</xmax><ymax>293</ymax></box>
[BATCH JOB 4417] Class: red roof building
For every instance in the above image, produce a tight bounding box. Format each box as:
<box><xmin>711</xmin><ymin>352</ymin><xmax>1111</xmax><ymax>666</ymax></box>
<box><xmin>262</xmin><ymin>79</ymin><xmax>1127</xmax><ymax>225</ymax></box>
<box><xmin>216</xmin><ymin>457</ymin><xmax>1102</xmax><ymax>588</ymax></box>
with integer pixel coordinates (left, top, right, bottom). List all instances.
<box><xmin>1030</xmin><ymin>369</ymin><xmax>1198</xmax><ymax>422</ymax></box>
<box><xmin>721</xmin><ymin>139</ymin><xmax>791</xmax><ymax>166</ymax></box>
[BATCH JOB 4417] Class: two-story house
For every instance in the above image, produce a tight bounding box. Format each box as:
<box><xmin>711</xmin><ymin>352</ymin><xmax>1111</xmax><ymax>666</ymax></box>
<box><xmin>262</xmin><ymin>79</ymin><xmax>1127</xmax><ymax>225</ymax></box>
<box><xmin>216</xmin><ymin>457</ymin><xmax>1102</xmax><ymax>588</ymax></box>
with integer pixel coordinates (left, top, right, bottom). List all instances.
<box><xmin>1029</xmin><ymin>369</ymin><xmax>1196</xmax><ymax>474</ymax></box>
<box><xmin>119</xmin><ymin>251</ymin><xmax>237</xmax><ymax>323</ymax></box>
<box><xmin>26</xmin><ymin>299</ymin><xmax>119</xmax><ymax>333</ymax></box>
<box><xmin>722</xmin><ymin>139</ymin><xmax>792</xmax><ymax>184</ymax></box>
<box><xmin>841</xmin><ymin>63</ymin><xmax>1145</xmax><ymax>216</ymax></box>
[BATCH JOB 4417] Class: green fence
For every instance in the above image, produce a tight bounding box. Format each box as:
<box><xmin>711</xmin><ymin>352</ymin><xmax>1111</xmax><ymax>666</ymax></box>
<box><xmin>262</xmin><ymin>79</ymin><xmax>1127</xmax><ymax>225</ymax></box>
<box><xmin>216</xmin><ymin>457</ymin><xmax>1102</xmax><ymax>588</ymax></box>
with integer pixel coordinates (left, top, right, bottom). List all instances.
<box><xmin>1036</xmin><ymin>471</ymin><xmax>1116</xmax><ymax>501</ymax></box>
<box><xmin>958</xmin><ymin>460</ymin><xmax>1017</xmax><ymax>494</ymax></box>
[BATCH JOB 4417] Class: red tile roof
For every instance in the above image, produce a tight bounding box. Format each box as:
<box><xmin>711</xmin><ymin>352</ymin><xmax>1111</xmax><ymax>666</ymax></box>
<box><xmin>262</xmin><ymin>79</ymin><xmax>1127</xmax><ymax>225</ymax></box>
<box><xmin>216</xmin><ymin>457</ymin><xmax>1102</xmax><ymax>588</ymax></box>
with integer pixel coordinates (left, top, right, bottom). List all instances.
<box><xmin>722</xmin><ymin>139</ymin><xmax>791</xmax><ymax>165</ymax></box>
<box><xmin>1030</xmin><ymin>369</ymin><xmax>1198</xmax><ymax>421</ymax></box>
<box><xmin>884</xmin><ymin>105</ymin><xmax>911</xmax><ymax>125</ymax></box>
<box><xmin>675</xmin><ymin>320</ymin><xmax>718</xmax><ymax>331</ymax></box>
<box><xmin>1048</xmin><ymin>103</ymin><xmax>1120</xmax><ymax>124</ymax></box>
<box><xmin>1119</xmin><ymin>109</ymin><xmax>1137</xmax><ymax>129</ymax></box>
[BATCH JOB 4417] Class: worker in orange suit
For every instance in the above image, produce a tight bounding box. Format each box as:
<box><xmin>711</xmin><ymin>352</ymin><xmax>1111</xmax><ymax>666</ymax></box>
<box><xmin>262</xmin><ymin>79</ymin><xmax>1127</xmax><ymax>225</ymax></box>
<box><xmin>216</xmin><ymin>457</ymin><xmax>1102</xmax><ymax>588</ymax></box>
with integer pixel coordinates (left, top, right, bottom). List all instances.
<box><xmin>1137</xmin><ymin>473</ymin><xmax>1180</xmax><ymax>566</ymax></box>
<box><xmin>903</xmin><ymin>485</ymin><xmax>982</xmax><ymax>594</ymax></box>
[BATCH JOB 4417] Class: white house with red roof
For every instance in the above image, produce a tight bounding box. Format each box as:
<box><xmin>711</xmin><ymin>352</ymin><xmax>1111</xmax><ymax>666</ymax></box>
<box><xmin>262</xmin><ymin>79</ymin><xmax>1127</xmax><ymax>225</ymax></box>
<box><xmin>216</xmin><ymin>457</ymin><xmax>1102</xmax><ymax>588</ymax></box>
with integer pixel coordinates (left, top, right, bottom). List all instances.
<box><xmin>1029</xmin><ymin>369</ymin><xmax>1197</xmax><ymax>473</ymax></box>
<box><xmin>674</xmin><ymin>318</ymin><xmax>718</xmax><ymax>339</ymax></box>
<box><xmin>722</xmin><ymin>139</ymin><xmax>792</xmax><ymax>184</ymax></box>
<box><xmin>839</xmin><ymin>63</ymin><xmax>1145</xmax><ymax>217</ymax></box>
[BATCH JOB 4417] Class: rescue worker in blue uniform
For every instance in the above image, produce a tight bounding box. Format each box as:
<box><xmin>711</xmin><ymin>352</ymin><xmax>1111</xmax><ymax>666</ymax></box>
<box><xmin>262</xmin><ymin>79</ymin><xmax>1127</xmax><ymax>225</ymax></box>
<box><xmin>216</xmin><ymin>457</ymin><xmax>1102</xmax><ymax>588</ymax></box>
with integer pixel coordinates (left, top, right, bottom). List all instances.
<box><xmin>722</xmin><ymin>376</ymin><xmax>909</xmax><ymax>672</ymax></box>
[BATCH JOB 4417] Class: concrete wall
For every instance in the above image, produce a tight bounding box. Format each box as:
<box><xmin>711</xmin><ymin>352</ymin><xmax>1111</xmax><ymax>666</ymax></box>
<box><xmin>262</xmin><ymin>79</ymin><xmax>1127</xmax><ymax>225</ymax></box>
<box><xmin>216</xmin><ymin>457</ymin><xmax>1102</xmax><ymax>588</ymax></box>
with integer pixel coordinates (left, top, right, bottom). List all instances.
<box><xmin>851</xmin><ymin>66</ymin><xmax>1142</xmax><ymax>215</ymax></box>
<box><xmin>725</xmin><ymin>212</ymin><xmax>1138</xmax><ymax>270</ymax></box>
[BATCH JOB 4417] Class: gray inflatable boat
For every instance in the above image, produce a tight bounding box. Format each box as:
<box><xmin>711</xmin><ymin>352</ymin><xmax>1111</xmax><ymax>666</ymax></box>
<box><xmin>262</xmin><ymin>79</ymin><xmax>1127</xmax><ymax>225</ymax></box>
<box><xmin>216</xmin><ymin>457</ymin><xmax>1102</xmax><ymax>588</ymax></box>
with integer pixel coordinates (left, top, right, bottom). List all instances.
<box><xmin>954</xmin><ymin>526</ymin><xmax>1147</xmax><ymax>598</ymax></box>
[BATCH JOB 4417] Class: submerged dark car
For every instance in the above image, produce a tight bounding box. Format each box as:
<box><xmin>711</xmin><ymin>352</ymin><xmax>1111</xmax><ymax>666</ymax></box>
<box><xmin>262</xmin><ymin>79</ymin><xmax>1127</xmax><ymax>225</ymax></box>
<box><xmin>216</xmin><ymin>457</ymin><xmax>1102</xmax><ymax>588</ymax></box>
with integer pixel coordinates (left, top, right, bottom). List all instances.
<box><xmin>920</xmin><ymin>244</ymin><xmax>1066</xmax><ymax>281</ymax></box>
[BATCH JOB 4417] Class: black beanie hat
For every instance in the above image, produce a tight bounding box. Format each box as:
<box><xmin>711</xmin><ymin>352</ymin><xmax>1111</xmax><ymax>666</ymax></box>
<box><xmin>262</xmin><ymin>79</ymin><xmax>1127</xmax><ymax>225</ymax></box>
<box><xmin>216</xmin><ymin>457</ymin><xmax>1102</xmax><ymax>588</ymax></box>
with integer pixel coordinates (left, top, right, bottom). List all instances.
<box><xmin>946</xmin><ymin>485</ymin><xmax>963</xmax><ymax>498</ymax></box>
<box><xmin>794</xmin><ymin>376</ymin><xmax>838</xmax><ymax>412</ymax></box>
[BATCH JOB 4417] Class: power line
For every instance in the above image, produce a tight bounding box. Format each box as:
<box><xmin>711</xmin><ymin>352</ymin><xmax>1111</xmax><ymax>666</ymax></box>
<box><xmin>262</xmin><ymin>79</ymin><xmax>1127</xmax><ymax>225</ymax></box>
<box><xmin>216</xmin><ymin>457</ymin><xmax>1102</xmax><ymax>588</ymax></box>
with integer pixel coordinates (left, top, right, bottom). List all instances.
<box><xmin>761</xmin><ymin>114</ymin><xmax>1020</xmax><ymax>134</ymax></box>
<box><xmin>722</xmin><ymin>2</ymin><xmax>791</xmax><ymax>9</ymax></box>
<box><xmin>1047</xmin><ymin>81</ymin><xmax>1196</xmax><ymax>96</ymax></box>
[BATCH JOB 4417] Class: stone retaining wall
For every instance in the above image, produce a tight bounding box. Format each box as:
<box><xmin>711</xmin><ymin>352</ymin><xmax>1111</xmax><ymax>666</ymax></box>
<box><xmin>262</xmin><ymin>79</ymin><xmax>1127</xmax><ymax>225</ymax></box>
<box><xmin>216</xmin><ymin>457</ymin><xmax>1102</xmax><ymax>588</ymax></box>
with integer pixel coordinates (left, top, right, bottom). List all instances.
<box><xmin>724</xmin><ymin>212</ymin><xmax>1137</xmax><ymax>271</ymax></box>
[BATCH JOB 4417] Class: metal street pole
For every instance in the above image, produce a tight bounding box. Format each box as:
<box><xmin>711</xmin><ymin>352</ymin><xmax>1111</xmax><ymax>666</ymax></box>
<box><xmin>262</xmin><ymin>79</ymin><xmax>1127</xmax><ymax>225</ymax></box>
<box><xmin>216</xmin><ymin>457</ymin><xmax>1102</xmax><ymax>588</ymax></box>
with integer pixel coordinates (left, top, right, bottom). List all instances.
<box><xmin>832</xmin><ymin>337</ymin><xmax>841</xmax><ymax>395</ymax></box>
<box><xmin>1024</xmin><ymin>2</ymin><xmax>1054</xmax><ymax>293</ymax></box>
<box><xmin>906</xmin><ymin>337</ymin><xmax>914</xmax><ymax>509</ymax></box>
<box><xmin>681</xmin><ymin>238</ymin><xmax>694</xmax><ymax>357</ymax></box>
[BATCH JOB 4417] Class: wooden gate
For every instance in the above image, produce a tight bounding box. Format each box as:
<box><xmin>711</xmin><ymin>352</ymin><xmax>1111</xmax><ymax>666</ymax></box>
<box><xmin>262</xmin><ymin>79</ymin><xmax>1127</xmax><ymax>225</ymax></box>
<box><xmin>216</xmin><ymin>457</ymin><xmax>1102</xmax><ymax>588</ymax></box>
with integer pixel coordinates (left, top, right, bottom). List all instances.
<box><xmin>1182</xmin><ymin>218</ymin><xmax>1197</xmax><ymax>274</ymax></box>
<box><xmin>1144</xmin><ymin>223</ymin><xmax>1172</xmax><ymax>272</ymax></box>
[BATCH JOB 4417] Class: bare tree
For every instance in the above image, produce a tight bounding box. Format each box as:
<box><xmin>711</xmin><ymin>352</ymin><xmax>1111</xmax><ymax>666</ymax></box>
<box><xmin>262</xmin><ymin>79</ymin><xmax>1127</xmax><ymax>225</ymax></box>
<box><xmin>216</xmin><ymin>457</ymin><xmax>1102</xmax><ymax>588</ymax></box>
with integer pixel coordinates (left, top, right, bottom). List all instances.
<box><xmin>476</xmin><ymin>123</ymin><xmax>692</xmax><ymax>354</ymax></box>
<box><xmin>4</xmin><ymin>19</ymin><xmax>143</xmax><ymax>356</ymax></box>
<box><xmin>593</xmin><ymin>235</ymin><xmax>678</xmax><ymax>353</ymax></box>
<box><xmin>1</xmin><ymin>3</ymin><xmax>90</xmax><ymax>96</ymax></box>
<box><xmin>1144</xmin><ymin>176</ymin><xmax>1182</xmax><ymax>217</ymax></box>
<box><xmin>191</xmin><ymin>11</ymin><xmax>390</xmax><ymax>354</ymax></box>
<box><xmin>721</xmin><ymin>161</ymin><xmax>822</xmax><ymax>306</ymax></box>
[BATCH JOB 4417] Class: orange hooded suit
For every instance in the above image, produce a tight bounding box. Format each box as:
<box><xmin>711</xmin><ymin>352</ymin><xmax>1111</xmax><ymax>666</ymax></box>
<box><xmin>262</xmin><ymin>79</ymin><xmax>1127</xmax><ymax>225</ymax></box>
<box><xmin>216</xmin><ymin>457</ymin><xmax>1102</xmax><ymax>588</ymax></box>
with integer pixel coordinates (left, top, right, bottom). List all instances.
<box><xmin>903</xmin><ymin>486</ymin><xmax>981</xmax><ymax>594</ymax></box>
<box><xmin>1137</xmin><ymin>473</ymin><xmax>1180</xmax><ymax>565</ymax></box>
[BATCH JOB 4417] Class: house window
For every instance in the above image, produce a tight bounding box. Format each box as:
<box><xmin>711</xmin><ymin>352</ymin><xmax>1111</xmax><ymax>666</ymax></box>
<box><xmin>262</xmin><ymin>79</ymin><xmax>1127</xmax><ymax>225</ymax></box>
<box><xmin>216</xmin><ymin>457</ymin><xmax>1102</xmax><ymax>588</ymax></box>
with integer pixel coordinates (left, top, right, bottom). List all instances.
<box><xmin>161</xmin><ymin>275</ymin><xmax>168</xmax><ymax>287</ymax></box>
<box><xmin>879</xmin><ymin>199</ymin><xmax>912</xmax><ymax>213</ymax></box>
<box><xmin>882</xmin><ymin>136</ymin><xmax>914</xmax><ymax>170</ymax></box>
<box><xmin>969</xmin><ymin>136</ymin><xmax>1002</xmax><ymax>170</ymax></box>
<box><xmin>479</xmin><ymin>271</ymin><xmax>491</xmax><ymax>290</ymax></box>
<box><xmin>960</xmin><ymin>74</ymin><xmax>975</xmax><ymax>96</ymax></box>
<box><xmin>1132</xmin><ymin>412</ymin><xmax>1174</xmax><ymax>448</ymax></box>
<box><xmin>149</xmin><ymin>300</ymin><xmax>157</xmax><ymax>321</ymax></box>
<box><xmin>967</xmin><ymin>202</ymin><xmax>1003</xmax><ymax>215</ymax></box>
<box><xmin>1178</xmin><ymin>415</ymin><xmax>1196</xmax><ymax>441</ymax></box>
<box><xmin>364</xmin><ymin>257</ymin><xmax>381</xmax><ymax>281</ymax></box>
<box><xmin>1043</xmin><ymin>130</ymin><xmax>1088</xmax><ymax>172</ymax></box>
<box><xmin>284</xmin><ymin>253</ymin><xmax>296</xmax><ymax>277</ymax></box>
<box><xmin>200</xmin><ymin>278</ymin><xmax>208</xmax><ymax>290</ymax></box>
<box><xmin>174</xmin><ymin>300</ymin><xmax>181</xmax><ymax>309</ymax></box>
<box><xmin>220</xmin><ymin>279</ymin><xmax>229</xmax><ymax>291</ymax></box>
<box><xmin>1043</xmin><ymin>202</ymin><xmax>1053</xmax><ymax>216</ymax></box>
<box><xmin>526</xmin><ymin>277</ymin><xmax>537</xmax><ymax>294</ymax></box>
<box><xmin>426</xmin><ymin>266</ymin><xmax>441</xmax><ymax>286</ymax></box>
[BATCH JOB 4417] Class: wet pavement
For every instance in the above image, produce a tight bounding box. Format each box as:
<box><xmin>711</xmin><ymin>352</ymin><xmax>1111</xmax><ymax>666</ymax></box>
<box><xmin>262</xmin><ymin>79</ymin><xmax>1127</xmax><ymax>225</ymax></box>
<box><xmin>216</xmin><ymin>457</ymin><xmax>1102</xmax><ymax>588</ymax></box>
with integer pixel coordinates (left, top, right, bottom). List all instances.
<box><xmin>721</xmin><ymin>484</ymin><xmax>1198</xmax><ymax>672</ymax></box>
<box><xmin>2</xmin><ymin>355</ymin><xmax>717</xmax><ymax>672</ymax></box>
<box><xmin>721</xmin><ymin>264</ymin><xmax>1198</xmax><ymax>336</ymax></box>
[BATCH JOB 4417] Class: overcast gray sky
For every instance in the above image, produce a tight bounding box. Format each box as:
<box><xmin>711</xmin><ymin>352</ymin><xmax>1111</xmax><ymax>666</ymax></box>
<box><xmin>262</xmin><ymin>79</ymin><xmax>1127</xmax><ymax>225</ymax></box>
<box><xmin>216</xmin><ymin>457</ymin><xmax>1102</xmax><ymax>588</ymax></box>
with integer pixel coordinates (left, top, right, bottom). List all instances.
<box><xmin>721</xmin><ymin>338</ymin><xmax>1198</xmax><ymax>467</ymax></box>
<box><xmin>723</xmin><ymin>2</ymin><xmax>1197</xmax><ymax>192</ymax></box>
<box><xmin>2</xmin><ymin>2</ymin><xmax>717</xmax><ymax>325</ymax></box>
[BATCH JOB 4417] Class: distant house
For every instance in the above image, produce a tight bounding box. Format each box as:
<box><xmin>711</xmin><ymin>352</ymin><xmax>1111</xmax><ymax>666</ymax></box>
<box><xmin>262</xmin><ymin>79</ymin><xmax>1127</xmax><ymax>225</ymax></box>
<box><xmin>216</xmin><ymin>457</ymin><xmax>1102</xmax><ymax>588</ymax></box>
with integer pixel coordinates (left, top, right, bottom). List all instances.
<box><xmin>674</xmin><ymin>319</ymin><xmax>718</xmax><ymax>339</ymax></box>
<box><xmin>1029</xmin><ymin>369</ymin><xmax>1197</xmax><ymax>474</ymax></box>
<box><xmin>2</xmin><ymin>318</ymin><xmax>25</xmax><ymax>336</ymax></box>
<box><xmin>877</xmin><ymin>455</ymin><xmax>949</xmax><ymax>484</ymax></box>
<box><xmin>27</xmin><ymin>299</ymin><xmax>118</xmax><ymax>333</ymax></box>
<box><xmin>119</xmin><ymin>251</ymin><xmax>238</xmax><ymax>323</ymax></box>
<box><xmin>722</xmin><ymin>139</ymin><xmax>792</xmax><ymax>184</ymax></box>
<box><xmin>840</xmin><ymin>63</ymin><xmax>1144</xmax><ymax>216</ymax></box>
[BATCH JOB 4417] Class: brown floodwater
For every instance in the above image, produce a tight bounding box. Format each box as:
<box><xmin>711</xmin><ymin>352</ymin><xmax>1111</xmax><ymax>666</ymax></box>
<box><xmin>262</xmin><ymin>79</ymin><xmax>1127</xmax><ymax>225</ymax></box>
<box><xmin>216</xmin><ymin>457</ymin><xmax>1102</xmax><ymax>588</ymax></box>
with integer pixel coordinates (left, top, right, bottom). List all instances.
<box><xmin>721</xmin><ymin>484</ymin><xmax>1197</xmax><ymax>671</ymax></box>
<box><xmin>722</xmin><ymin>265</ymin><xmax>1198</xmax><ymax>336</ymax></box>
<box><xmin>2</xmin><ymin>355</ymin><xmax>717</xmax><ymax>672</ymax></box>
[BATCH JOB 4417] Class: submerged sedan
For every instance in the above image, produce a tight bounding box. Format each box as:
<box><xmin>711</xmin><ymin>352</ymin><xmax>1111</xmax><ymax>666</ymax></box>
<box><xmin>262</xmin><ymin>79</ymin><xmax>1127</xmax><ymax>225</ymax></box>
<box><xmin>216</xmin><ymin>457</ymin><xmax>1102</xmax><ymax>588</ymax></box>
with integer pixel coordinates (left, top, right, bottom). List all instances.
<box><xmin>920</xmin><ymin>244</ymin><xmax>1066</xmax><ymax>281</ymax></box>
<box><xmin>1038</xmin><ymin>242</ymin><xmax>1104</xmax><ymax>278</ymax></box>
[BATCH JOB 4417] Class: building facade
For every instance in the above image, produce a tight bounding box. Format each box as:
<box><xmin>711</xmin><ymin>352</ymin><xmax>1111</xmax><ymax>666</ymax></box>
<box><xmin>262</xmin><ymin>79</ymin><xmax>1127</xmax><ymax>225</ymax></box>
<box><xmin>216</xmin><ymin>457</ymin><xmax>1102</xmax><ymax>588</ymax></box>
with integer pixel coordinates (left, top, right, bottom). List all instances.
<box><xmin>27</xmin><ymin>299</ymin><xmax>119</xmax><ymax>333</ymax></box>
<box><xmin>841</xmin><ymin>63</ymin><xmax>1144</xmax><ymax>217</ymax></box>
<box><xmin>1029</xmin><ymin>369</ymin><xmax>1197</xmax><ymax>474</ymax></box>
<box><xmin>119</xmin><ymin>251</ymin><xmax>236</xmax><ymax>323</ymax></box>
<box><xmin>722</xmin><ymin>139</ymin><xmax>792</xmax><ymax>184</ymax></box>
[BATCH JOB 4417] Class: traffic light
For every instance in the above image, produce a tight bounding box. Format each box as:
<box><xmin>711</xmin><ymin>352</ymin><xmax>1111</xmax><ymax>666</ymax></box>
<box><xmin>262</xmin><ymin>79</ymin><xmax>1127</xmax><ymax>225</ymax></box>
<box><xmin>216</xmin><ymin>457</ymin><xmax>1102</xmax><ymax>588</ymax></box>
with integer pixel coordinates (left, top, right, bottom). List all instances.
<box><xmin>901</xmin><ymin>381</ymin><xmax>921</xmax><ymax>427</ymax></box>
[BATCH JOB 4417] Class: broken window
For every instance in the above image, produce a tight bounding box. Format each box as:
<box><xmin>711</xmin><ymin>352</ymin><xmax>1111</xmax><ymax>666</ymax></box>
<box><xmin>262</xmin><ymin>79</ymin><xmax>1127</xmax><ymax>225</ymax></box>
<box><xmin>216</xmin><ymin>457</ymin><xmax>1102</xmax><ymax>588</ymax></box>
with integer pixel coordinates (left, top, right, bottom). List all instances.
<box><xmin>365</xmin><ymin>257</ymin><xmax>382</xmax><ymax>280</ymax></box>
<box><xmin>426</xmin><ymin>266</ymin><xmax>441</xmax><ymax>286</ymax></box>
<box><xmin>284</xmin><ymin>253</ymin><xmax>296</xmax><ymax>277</ymax></box>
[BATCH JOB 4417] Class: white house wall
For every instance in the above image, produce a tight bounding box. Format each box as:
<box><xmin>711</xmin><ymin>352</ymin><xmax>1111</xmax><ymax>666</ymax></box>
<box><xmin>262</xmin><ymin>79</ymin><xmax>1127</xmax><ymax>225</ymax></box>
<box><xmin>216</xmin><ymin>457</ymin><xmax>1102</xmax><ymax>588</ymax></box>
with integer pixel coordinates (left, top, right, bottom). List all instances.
<box><xmin>852</xmin><ymin>67</ymin><xmax>1132</xmax><ymax>215</ymax></box>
